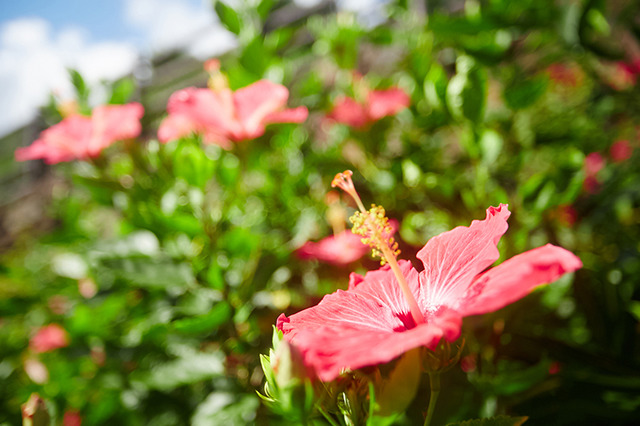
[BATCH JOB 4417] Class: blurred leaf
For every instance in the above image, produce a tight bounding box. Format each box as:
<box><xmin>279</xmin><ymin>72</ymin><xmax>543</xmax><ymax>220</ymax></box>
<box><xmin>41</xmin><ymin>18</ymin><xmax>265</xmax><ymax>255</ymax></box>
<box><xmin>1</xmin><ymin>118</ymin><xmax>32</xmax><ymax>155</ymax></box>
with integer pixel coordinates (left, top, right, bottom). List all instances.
<box><xmin>214</xmin><ymin>1</ymin><xmax>241</xmax><ymax>35</ymax></box>
<box><xmin>256</xmin><ymin>0</ymin><xmax>275</xmax><ymax>20</ymax></box>
<box><xmin>424</xmin><ymin>65</ymin><xmax>449</xmax><ymax>111</ymax></box>
<box><xmin>132</xmin><ymin>351</ymin><xmax>224</xmax><ymax>391</ymax></box>
<box><xmin>446</xmin><ymin>415</ymin><xmax>528</xmax><ymax>426</ymax></box>
<box><xmin>109</xmin><ymin>78</ymin><xmax>135</xmax><ymax>105</ymax></box>
<box><xmin>173</xmin><ymin>141</ymin><xmax>215</xmax><ymax>187</ymax></box>
<box><xmin>470</xmin><ymin>361</ymin><xmax>550</xmax><ymax>396</ymax></box>
<box><xmin>102</xmin><ymin>258</ymin><xmax>194</xmax><ymax>289</ymax></box>
<box><xmin>192</xmin><ymin>392</ymin><xmax>259</xmax><ymax>426</ymax></box>
<box><xmin>504</xmin><ymin>77</ymin><xmax>548</xmax><ymax>110</ymax></box>
<box><xmin>629</xmin><ymin>301</ymin><xmax>640</xmax><ymax>321</ymax></box>
<box><xmin>68</xmin><ymin>68</ymin><xmax>89</xmax><ymax>103</ymax></box>
<box><xmin>219</xmin><ymin>152</ymin><xmax>240</xmax><ymax>186</ymax></box>
<box><xmin>479</xmin><ymin>129</ymin><xmax>503</xmax><ymax>165</ymax></box>
<box><xmin>241</xmin><ymin>37</ymin><xmax>270</xmax><ymax>76</ymax></box>
<box><xmin>447</xmin><ymin>56</ymin><xmax>487</xmax><ymax>123</ymax></box>
<box><xmin>172</xmin><ymin>301</ymin><xmax>232</xmax><ymax>334</ymax></box>
<box><xmin>220</xmin><ymin>227</ymin><xmax>260</xmax><ymax>258</ymax></box>
<box><xmin>206</xmin><ymin>262</ymin><xmax>225</xmax><ymax>290</ymax></box>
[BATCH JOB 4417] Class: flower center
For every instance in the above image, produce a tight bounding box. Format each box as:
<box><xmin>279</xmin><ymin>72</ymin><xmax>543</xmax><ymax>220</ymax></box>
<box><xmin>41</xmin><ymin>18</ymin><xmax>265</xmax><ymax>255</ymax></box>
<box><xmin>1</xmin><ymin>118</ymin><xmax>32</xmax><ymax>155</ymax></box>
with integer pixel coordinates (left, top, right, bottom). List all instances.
<box><xmin>332</xmin><ymin>170</ymin><xmax>425</xmax><ymax>325</ymax></box>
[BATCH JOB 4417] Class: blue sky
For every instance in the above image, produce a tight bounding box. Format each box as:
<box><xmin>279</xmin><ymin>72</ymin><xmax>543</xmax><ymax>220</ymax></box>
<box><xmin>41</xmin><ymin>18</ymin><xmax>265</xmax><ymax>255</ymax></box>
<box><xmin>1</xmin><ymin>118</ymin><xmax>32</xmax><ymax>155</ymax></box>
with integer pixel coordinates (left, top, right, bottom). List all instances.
<box><xmin>1</xmin><ymin>0</ymin><xmax>134</xmax><ymax>43</ymax></box>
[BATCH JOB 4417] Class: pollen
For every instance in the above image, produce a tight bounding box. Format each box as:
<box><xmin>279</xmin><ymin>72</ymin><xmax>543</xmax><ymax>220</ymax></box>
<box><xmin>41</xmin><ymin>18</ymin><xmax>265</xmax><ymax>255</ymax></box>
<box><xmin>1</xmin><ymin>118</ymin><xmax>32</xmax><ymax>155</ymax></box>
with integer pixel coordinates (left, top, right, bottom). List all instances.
<box><xmin>330</xmin><ymin>170</ymin><xmax>425</xmax><ymax>324</ymax></box>
<box><xmin>350</xmin><ymin>205</ymin><xmax>400</xmax><ymax>266</ymax></box>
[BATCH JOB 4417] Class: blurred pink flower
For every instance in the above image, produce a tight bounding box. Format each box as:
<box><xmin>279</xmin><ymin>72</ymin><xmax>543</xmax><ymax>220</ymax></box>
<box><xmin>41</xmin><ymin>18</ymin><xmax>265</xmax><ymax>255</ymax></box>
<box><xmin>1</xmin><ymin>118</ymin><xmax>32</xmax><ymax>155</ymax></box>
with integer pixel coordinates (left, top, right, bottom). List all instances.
<box><xmin>15</xmin><ymin>103</ymin><xmax>144</xmax><ymax>164</ymax></box>
<box><xmin>460</xmin><ymin>354</ymin><xmax>477</xmax><ymax>373</ymax></box>
<box><xmin>327</xmin><ymin>88</ymin><xmax>410</xmax><ymax>128</ymax></box>
<box><xmin>63</xmin><ymin>410</ymin><xmax>82</xmax><ymax>426</ymax></box>
<box><xmin>30</xmin><ymin>324</ymin><xmax>69</xmax><ymax>353</ymax></box>
<box><xmin>157</xmin><ymin>80</ymin><xmax>308</xmax><ymax>147</ymax></box>
<box><xmin>584</xmin><ymin>152</ymin><xmax>605</xmax><ymax>175</ymax></box>
<box><xmin>583</xmin><ymin>152</ymin><xmax>605</xmax><ymax>193</ymax></box>
<box><xmin>548</xmin><ymin>361</ymin><xmax>561</xmax><ymax>375</ymax></box>
<box><xmin>552</xmin><ymin>204</ymin><xmax>578</xmax><ymax>227</ymax></box>
<box><xmin>610</xmin><ymin>140</ymin><xmax>633</xmax><ymax>163</ymax></box>
<box><xmin>24</xmin><ymin>359</ymin><xmax>49</xmax><ymax>384</ymax></box>
<box><xmin>297</xmin><ymin>231</ymin><xmax>369</xmax><ymax>266</ymax></box>
<box><xmin>608</xmin><ymin>61</ymin><xmax>639</xmax><ymax>90</ymax></box>
<box><xmin>546</xmin><ymin>63</ymin><xmax>582</xmax><ymax>87</ymax></box>
<box><xmin>297</xmin><ymin>220</ymin><xmax>398</xmax><ymax>266</ymax></box>
<box><xmin>278</xmin><ymin>205</ymin><xmax>582</xmax><ymax>381</ymax></box>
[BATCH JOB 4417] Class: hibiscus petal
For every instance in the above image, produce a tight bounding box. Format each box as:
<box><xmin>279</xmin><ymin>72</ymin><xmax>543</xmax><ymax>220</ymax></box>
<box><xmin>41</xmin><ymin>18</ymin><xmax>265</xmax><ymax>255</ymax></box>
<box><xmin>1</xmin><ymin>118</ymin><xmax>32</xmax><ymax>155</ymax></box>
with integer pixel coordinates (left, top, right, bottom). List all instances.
<box><xmin>158</xmin><ymin>113</ymin><xmax>200</xmax><ymax>143</ymax></box>
<box><xmin>457</xmin><ymin>244</ymin><xmax>583</xmax><ymax>316</ymax></box>
<box><xmin>327</xmin><ymin>96</ymin><xmax>369</xmax><ymax>127</ymax></box>
<box><xmin>165</xmin><ymin>87</ymin><xmax>239</xmax><ymax>140</ymax></box>
<box><xmin>89</xmin><ymin>103</ymin><xmax>144</xmax><ymax>155</ymax></box>
<box><xmin>366</xmin><ymin>88</ymin><xmax>410</xmax><ymax>121</ymax></box>
<box><xmin>417</xmin><ymin>204</ymin><xmax>511</xmax><ymax>310</ymax></box>
<box><xmin>16</xmin><ymin>116</ymin><xmax>93</xmax><ymax>163</ymax></box>
<box><xmin>292</xmin><ymin>323</ymin><xmax>445</xmax><ymax>381</ymax></box>
<box><xmin>234</xmin><ymin>80</ymin><xmax>290</xmax><ymax>139</ymax></box>
<box><xmin>278</xmin><ymin>289</ymin><xmax>405</xmax><ymax>341</ymax></box>
<box><xmin>264</xmin><ymin>106</ymin><xmax>308</xmax><ymax>124</ymax></box>
<box><xmin>348</xmin><ymin>260</ymin><xmax>420</xmax><ymax>328</ymax></box>
<box><xmin>296</xmin><ymin>231</ymin><xmax>368</xmax><ymax>265</ymax></box>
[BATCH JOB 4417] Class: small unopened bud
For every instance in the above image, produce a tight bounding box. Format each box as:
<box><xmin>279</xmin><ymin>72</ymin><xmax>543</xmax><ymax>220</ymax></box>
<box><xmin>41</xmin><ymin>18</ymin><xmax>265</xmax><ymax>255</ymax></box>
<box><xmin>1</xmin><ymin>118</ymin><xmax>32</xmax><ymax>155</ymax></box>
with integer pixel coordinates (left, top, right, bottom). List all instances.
<box><xmin>422</xmin><ymin>339</ymin><xmax>465</xmax><ymax>374</ymax></box>
<box><xmin>22</xmin><ymin>393</ymin><xmax>50</xmax><ymax>426</ymax></box>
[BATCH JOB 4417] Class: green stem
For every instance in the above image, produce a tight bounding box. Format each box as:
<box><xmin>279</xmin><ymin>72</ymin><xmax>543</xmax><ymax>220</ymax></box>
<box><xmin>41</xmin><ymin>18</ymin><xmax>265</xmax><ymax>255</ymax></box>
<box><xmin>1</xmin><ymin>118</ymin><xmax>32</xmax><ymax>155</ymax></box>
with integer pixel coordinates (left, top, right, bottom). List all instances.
<box><xmin>423</xmin><ymin>372</ymin><xmax>441</xmax><ymax>426</ymax></box>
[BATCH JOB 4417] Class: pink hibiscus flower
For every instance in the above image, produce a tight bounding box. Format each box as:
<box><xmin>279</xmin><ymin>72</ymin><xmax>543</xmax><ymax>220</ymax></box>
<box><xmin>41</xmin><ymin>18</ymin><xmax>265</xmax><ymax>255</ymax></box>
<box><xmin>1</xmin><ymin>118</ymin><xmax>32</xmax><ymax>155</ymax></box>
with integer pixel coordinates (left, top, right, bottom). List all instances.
<box><xmin>15</xmin><ymin>103</ymin><xmax>144</xmax><ymax>164</ymax></box>
<box><xmin>30</xmin><ymin>324</ymin><xmax>69</xmax><ymax>353</ymax></box>
<box><xmin>610</xmin><ymin>140</ymin><xmax>633</xmax><ymax>163</ymax></box>
<box><xmin>157</xmin><ymin>80</ymin><xmax>308</xmax><ymax>147</ymax></box>
<box><xmin>583</xmin><ymin>152</ymin><xmax>606</xmax><ymax>193</ymax></box>
<box><xmin>327</xmin><ymin>88</ymin><xmax>410</xmax><ymax>128</ymax></box>
<box><xmin>297</xmin><ymin>231</ymin><xmax>370</xmax><ymax>266</ymax></box>
<box><xmin>297</xmin><ymin>220</ymin><xmax>399</xmax><ymax>266</ymax></box>
<box><xmin>278</xmin><ymin>204</ymin><xmax>582</xmax><ymax>381</ymax></box>
<box><xmin>63</xmin><ymin>410</ymin><xmax>82</xmax><ymax>426</ymax></box>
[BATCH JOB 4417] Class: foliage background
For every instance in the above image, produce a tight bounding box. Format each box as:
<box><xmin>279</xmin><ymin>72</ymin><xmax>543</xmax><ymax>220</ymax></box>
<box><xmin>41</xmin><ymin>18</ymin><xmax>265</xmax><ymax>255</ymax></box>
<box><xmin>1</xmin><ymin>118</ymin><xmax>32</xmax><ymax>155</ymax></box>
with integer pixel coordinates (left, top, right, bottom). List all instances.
<box><xmin>1</xmin><ymin>0</ymin><xmax>639</xmax><ymax>424</ymax></box>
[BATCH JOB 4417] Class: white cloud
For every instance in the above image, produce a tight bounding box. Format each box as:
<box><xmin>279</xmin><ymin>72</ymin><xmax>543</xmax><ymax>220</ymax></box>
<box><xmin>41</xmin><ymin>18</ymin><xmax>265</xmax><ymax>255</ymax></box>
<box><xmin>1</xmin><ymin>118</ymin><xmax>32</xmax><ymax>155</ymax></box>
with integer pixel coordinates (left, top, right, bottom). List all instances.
<box><xmin>124</xmin><ymin>0</ymin><xmax>236</xmax><ymax>59</ymax></box>
<box><xmin>337</xmin><ymin>0</ymin><xmax>391</xmax><ymax>27</ymax></box>
<box><xmin>0</xmin><ymin>18</ymin><xmax>138</xmax><ymax>137</ymax></box>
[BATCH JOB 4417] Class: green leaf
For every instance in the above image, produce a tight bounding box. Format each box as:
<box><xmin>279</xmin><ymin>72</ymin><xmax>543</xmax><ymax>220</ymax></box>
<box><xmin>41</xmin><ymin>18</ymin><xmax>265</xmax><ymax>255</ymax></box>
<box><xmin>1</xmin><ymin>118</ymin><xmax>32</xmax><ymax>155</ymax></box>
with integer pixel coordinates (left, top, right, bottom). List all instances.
<box><xmin>240</xmin><ymin>37</ymin><xmax>270</xmax><ymax>76</ymax></box>
<box><xmin>192</xmin><ymin>392</ymin><xmax>259</xmax><ymax>426</ymax></box>
<box><xmin>256</xmin><ymin>0</ymin><xmax>275</xmax><ymax>20</ymax></box>
<box><xmin>629</xmin><ymin>301</ymin><xmax>640</xmax><ymax>321</ymax></box>
<box><xmin>206</xmin><ymin>263</ymin><xmax>225</xmax><ymax>290</ymax></box>
<box><xmin>424</xmin><ymin>65</ymin><xmax>449</xmax><ymax>110</ymax></box>
<box><xmin>172</xmin><ymin>301</ymin><xmax>232</xmax><ymax>334</ymax></box>
<box><xmin>132</xmin><ymin>351</ymin><xmax>224</xmax><ymax>391</ymax></box>
<box><xmin>504</xmin><ymin>77</ymin><xmax>548</xmax><ymax>110</ymax></box>
<box><xmin>172</xmin><ymin>140</ymin><xmax>215</xmax><ymax>187</ymax></box>
<box><xmin>109</xmin><ymin>78</ymin><xmax>135</xmax><ymax>104</ymax></box>
<box><xmin>214</xmin><ymin>1</ymin><xmax>241</xmax><ymax>35</ymax></box>
<box><xmin>68</xmin><ymin>68</ymin><xmax>89</xmax><ymax>102</ymax></box>
<box><xmin>101</xmin><ymin>258</ymin><xmax>195</xmax><ymax>290</ymax></box>
<box><xmin>446</xmin><ymin>415</ymin><xmax>528</xmax><ymax>426</ymax></box>
<box><xmin>447</xmin><ymin>56</ymin><xmax>487</xmax><ymax>123</ymax></box>
<box><xmin>479</xmin><ymin>129</ymin><xmax>503</xmax><ymax>165</ymax></box>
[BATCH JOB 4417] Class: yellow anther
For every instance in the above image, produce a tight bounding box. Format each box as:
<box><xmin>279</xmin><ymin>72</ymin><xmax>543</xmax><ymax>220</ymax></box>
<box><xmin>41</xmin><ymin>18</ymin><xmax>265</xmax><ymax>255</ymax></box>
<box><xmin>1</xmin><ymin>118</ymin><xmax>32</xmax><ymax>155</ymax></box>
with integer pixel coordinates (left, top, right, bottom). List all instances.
<box><xmin>331</xmin><ymin>170</ymin><xmax>425</xmax><ymax>325</ymax></box>
<box><xmin>350</xmin><ymin>205</ymin><xmax>400</xmax><ymax>266</ymax></box>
